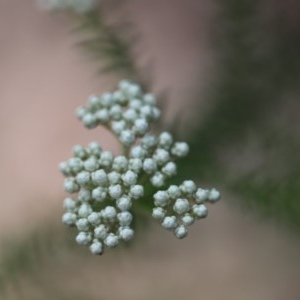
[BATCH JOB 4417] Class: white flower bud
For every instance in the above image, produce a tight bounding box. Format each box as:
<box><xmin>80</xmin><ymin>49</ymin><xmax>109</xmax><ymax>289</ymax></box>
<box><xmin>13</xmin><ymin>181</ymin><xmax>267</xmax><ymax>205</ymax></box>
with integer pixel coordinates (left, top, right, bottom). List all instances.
<box><xmin>134</xmin><ymin>118</ymin><xmax>149</xmax><ymax>135</ymax></box>
<box><xmin>153</xmin><ymin>149</ymin><xmax>170</xmax><ymax>166</ymax></box>
<box><xmin>143</xmin><ymin>93</ymin><xmax>156</xmax><ymax>105</ymax></box>
<box><xmin>113</xmin><ymin>156</ymin><xmax>128</xmax><ymax>172</ymax></box>
<box><xmin>94</xmin><ymin>224</ymin><xmax>108</xmax><ymax>240</ymax></box>
<box><xmin>76</xmin><ymin>106</ymin><xmax>87</xmax><ymax>119</ymax></box>
<box><xmin>78</xmin><ymin>203</ymin><xmax>93</xmax><ymax>218</ymax></box>
<box><xmin>117</xmin><ymin>211</ymin><xmax>133</xmax><ymax>226</ymax></box>
<box><xmin>140</xmin><ymin>105</ymin><xmax>153</xmax><ymax>119</ymax></box>
<box><xmin>173</xmin><ymin>198</ymin><xmax>190</xmax><ymax>214</ymax></box>
<box><xmin>152</xmin><ymin>207</ymin><xmax>166</xmax><ymax>219</ymax></box>
<box><xmin>76</xmin><ymin>232</ymin><xmax>91</xmax><ymax>245</ymax></box>
<box><xmin>108</xmin><ymin>171</ymin><xmax>121</xmax><ymax>184</ymax></box>
<box><xmin>72</xmin><ymin>145</ymin><xmax>87</xmax><ymax>159</ymax></box>
<box><xmin>141</xmin><ymin>134</ymin><xmax>157</xmax><ymax>149</ymax></box>
<box><xmin>101</xmin><ymin>93</ymin><xmax>113</xmax><ymax>107</ymax></box>
<box><xmin>143</xmin><ymin>158</ymin><xmax>157</xmax><ymax>174</ymax></box>
<box><xmin>129</xmin><ymin>99</ymin><xmax>142</xmax><ymax>110</ymax></box>
<box><xmin>174</xmin><ymin>225</ymin><xmax>188</xmax><ymax>239</ymax></box>
<box><xmin>102</xmin><ymin>206</ymin><xmax>117</xmax><ymax>220</ymax></box>
<box><xmin>92</xmin><ymin>187</ymin><xmax>107</xmax><ymax>202</ymax></box>
<box><xmin>63</xmin><ymin>197</ymin><xmax>77</xmax><ymax>210</ymax></box>
<box><xmin>180</xmin><ymin>180</ymin><xmax>197</xmax><ymax>194</ymax></box>
<box><xmin>113</xmin><ymin>90</ymin><xmax>126</xmax><ymax>103</ymax></box>
<box><xmin>153</xmin><ymin>191</ymin><xmax>169</xmax><ymax>207</ymax></box>
<box><xmin>87</xmin><ymin>212</ymin><xmax>101</xmax><ymax>225</ymax></box>
<box><xmin>88</xmin><ymin>94</ymin><xmax>100</xmax><ymax>108</ymax></box>
<box><xmin>192</xmin><ymin>204</ymin><xmax>208</xmax><ymax>218</ymax></box>
<box><xmin>118</xmin><ymin>80</ymin><xmax>131</xmax><ymax>91</ymax></box>
<box><xmin>91</xmin><ymin>169</ymin><xmax>108</xmax><ymax>185</ymax></box>
<box><xmin>195</xmin><ymin>188</ymin><xmax>209</xmax><ymax>203</ymax></box>
<box><xmin>112</xmin><ymin>120</ymin><xmax>126</xmax><ymax>134</ymax></box>
<box><xmin>159</xmin><ymin>132</ymin><xmax>173</xmax><ymax>149</ymax></box>
<box><xmin>76</xmin><ymin>218</ymin><xmax>89</xmax><ymax>231</ymax></box>
<box><xmin>90</xmin><ymin>240</ymin><xmax>103</xmax><ymax>255</ymax></box>
<box><xmin>182</xmin><ymin>213</ymin><xmax>195</xmax><ymax>226</ymax></box>
<box><xmin>68</xmin><ymin>158</ymin><xmax>83</xmax><ymax>173</ymax></box>
<box><xmin>128</xmin><ymin>158</ymin><xmax>143</xmax><ymax>173</ymax></box>
<box><xmin>208</xmin><ymin>188</ymin><xmax>221</xmax><ymax>202</ymax></box>
<box><xmin>162</xmin><ymin>161</ymin><xmax>177</xmax><ymax>177</ymax></box>
<box><xmin>83</xmin><ymin>157</ymin><xmax>99</xmax><ymax>172</ymax></box>
<box><xmin>64</xmin><ymin>178</ymin><xmax>80</xmax><ymax>193</ymax></box>
<box><xmin>123</xmin><ymin>108</ymin><xmax>138</xmax><ymax>122</ymax></box>
<box><xmin>82</xmin><ymin>113</ymin><xmax>98</xmax><ymax>128</ymax></box>
<box><xmin>171</xmin><ymin>142</ymin><xmax>189</xmax><ymax>157</ymax></box>
<box><xmin>88</xmin><ymin>142</ymin><xmax>102</xmax><ymax>156</ymax></box>
<box><xmin>120</xmin><ymin>130</ymin><xmax>135</xmax><ymax>146</ymax></box>
<box><xmin>130</xmin><ymin>145</ymin><xmax>146</xmax><ymax>159</ymax></box>
<box><xmin>116</xmin><ymin>196</ymin><xmax>132</xmax><ymax>211</ymax></box>
<box><xmin>109</xmin><ymin>104</ymin><xmax>122</xmax><ymax>120</ymax></box>
<box><xmin>62</xmin><ymin>212</ymin><xmax>77</xmax><ymax>225</ymax></box>
<box><xmin>76</xmin><ymin>171</ymin><xmax>90</xmax><ymax>186</ymax></box>
<box><xmin>100</xmin><ymin>151</ymin><xmax>113</xmax><ymax>167</ymax></box>
<box><xmin>96</xmin><ymin>109</ymin><xmax>110</xmax><ymax>123</ymax></box>
<box><xmin>59</xmin><ymin>161</ymin><xmax>72</xmax><ymax>176</ymax></box>
<box><xmin>152</xmin><ymin>107</ymin><xmax>161</xmax><ymax>120</ymax></box>
<box><xmin>150</xmin><ymin>172</ymin><xmax>165</xmax><ymax>187</ymax></box>
<box><xmin>167</xmin><ymin>185</ymin><xmax>181</xmax><ymax>199</ymax></box>
<box><xmin>129</xmin><ymin>185</ymin><xmax>144</xmax><ymax>199</ymax></box>
<box><xmin>119</xmin><ymin>227</ymin><xmax>134</xmax><ymax>241</ymax></box>
<box><xmin>127</xmin><ymin>84</ymin><xmax>140</xmax><ymax>97</ymax></box>
<box><xmin>109</xmin><ymin>184</ymin><xmax>123</xmax><ymax>199</ymax></box>
<box><xmin>104</xmin><ymin>233</ymin><xmax>119</xmax><ymax>248</ymax></box>
<box><xmin>78</xmin><ymin>189</ymin><xmax>92</xmax><ymax>202</ymax></box>
<box><xmin>162</xmin><ymin>216</ymin><xmax>177</xmax><ymax>229</ymax></box>
<box><xmin>122</xmin><ymin>170</ymin><xmax>137</xmax><ymax>186</ymax></box>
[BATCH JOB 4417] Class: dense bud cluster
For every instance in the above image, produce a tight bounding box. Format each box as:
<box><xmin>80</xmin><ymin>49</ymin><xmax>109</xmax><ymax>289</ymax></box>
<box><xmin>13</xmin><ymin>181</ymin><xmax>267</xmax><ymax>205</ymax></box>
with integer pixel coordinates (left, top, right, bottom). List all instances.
<box><xmin>36</xmin><ymin>0</ymin><xmax>99</xmax><ymax>13</ymax></box>
<box><xmin>60</xmin><ymin>80</ymin><xmax>221</xmax><ymax>255</ymax></box>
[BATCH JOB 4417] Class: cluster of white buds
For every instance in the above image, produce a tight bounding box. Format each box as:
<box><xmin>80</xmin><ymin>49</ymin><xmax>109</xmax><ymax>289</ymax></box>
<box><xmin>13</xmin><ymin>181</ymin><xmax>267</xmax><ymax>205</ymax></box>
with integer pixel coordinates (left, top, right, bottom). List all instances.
<box><xmin>36</xmin><ymin>0</ymin><xmax>99</xmax><ymax>13</ymax></box>
<box><xmin>60</xmin><ymin>80</ymin><xmax>221</xmax><ymax>255</ymax></box>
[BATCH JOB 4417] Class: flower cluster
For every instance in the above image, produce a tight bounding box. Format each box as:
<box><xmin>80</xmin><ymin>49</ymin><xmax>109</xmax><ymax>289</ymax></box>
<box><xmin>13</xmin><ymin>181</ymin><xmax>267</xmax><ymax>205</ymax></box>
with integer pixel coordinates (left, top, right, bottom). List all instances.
<box><xmin>36</xmin><ymin>0</ymin><xmax>99</xmax><ymax>13</ymax></box>
<box><xmin>60</xmin><ymin>80</ymin><xmax>221</xmax><ymax>255</ymax></box>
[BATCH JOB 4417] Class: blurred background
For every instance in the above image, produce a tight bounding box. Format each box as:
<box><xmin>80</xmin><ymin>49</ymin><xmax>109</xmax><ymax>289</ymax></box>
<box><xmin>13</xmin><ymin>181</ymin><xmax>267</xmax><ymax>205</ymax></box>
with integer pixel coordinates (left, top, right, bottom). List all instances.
<box><xmin>0</xmin><ymin>0</ymin><xmax>300</xmax><ymax>299</ymax></box>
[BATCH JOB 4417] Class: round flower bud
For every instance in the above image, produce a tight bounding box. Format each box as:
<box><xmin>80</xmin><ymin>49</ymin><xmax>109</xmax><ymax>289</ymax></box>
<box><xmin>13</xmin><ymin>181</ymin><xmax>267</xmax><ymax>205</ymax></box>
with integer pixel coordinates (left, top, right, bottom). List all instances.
<box><xmin>83</xmin><ymin>157</ymin><xmax>99</xmax><ymax>172</ymax></box>
<box><xmin>192</xmin><ymin>204</ymin><xmax>208</xmax><ymax>218</ymax></box>
<box><xmin>68</xmin><ymin>158</ymin><xmax>83</xmax><ymax>173</ymax></box>
<box><xmin>152</xmin><ymin>107</ymin><xmax>161</xmax><ymax>120</ymax></box>
<box><xmin>92</xmin><ymin>169</ymin><xmax>108</xmax><ymax>185</ymax></box>
<box><xmin>159</xmin><ymin>132</ymin><xmax>173</xmax><ymax>149</ymax></box>
<box><xmin>129</xmin><ymin>99</ymin><xmax>142</xmax><ymax>110</ymax></box>
<box><xmin>143</xmin><ymin>93</ymin><xmax>156</xmax><ymax>105</ymax></box>
<box><xmin>152</xmin><ymin>207</ymin><xmax>166</xmax><ymax>219</ymax></box>
<box><xmin>112</xmin><ymin>120</ymin><xmax>126</xmax><ymax>134</ymax></box>
<box><xmin>129</xmin><ymin>185</ymin><xmax>144</xmax><ymax>199</ymax></box>
<box><xmin>113</xmin><ymin>156</ymin><xmax>128</xmax><ymax>172</ymax></box>
<box><xmin>76</xmin><ymin>171</ymin><xmax>90</xmax><ymax>186</ymax></box>
<box><xmin>140</xmin><ymin>105</ymin><xmax>153</xmax><ymax>119</ymax></box>
<box><xmin>182</xmin><ymin>213</ymin><xmax>195</xmax><ymax>226</ymax></box>
<box><xmin>180</xmin><ymin>180</ymin><xmax>197</xmax><ymax>194</ymax></box>
<box><xmin>127</xmin><ymin>84</ymin><xmax>140</xmax><ymax>97</ymax></box>
<box><xmin>101</xmin><ymin>92</ymin><xmax>113</xmax><ymax>107</ymax></box>
<box><xmin>153</xmin><ymin>149</ymin><xmax>170</xmax><ymax>166</ymax></box>
<box><xmin>72</xmin><ymin>145</ymin><xmax>87</xmax><ymax>159</ymax></box>
<box><xmin>118</xmin><ymin>79</ymin><xmax>131</xmax><ymax>91</ymax></box>
<box><xmin>130</xmin><ymin>145</ymin><xmax>146</xmax><ymax>159</ymax></box>
<box><xmin>76</xmin><ymin>232</ymin><xmax>91</xmax><ymax>245</ymax></box>
<box><xmin>117</xmin><ymin>211</ymin><xmax>133</xmax><ymax>226</ymax></box>
<box><xmin>94</xmin><ymin>224</ymin><xmax>108</xmax><ymax>240</ymax></box>
<box><xmin>122</xmin><ymin>170</ymin><xmax>137</xmax><ymax>186</ymax></box>
<box><xmin>141</xmin><ymin>134</ymin><xmax>157</xmax><ymax>149</ymax></box>
<box><xmin>62</xmin><ymin>212</ymin><xmax>77</xmax><ymax>225</ymax></box>
<box><xmin>162</xmin><ymin>216</ymin><xmax>177</xmax><ymax>229</ymax></box>
<box><xmin>104</xmin><ymin>233</ymin><xmax>119</xmax><ymax>248</ymax></box>
<box><xmin>92</xmin><ymin>187</ymin><xmax>107</xmax><ymax>202</ymax></box>
<box><xmin>96</xmin><ymin>109</ymin><xmax>110</xmax><ymax>123</ymax></box>
<box><xmin>134</xmin><ymin>118</ymin><xmax>149</xmax><ymax>135</ymax></box>
<box><xmin>116</xmin><ymin>196</ymin><xmax>132</xmax><ymax>211</ymax></box>
<box><xmin>195</xmin><ymin>188</ymin><xmax>209</xmax><ymax>203</ymax></box>
<box><xmin>87</xmin><ymin>212</ymin><xmax>101</xmax><ymax>225</ymax></box>
<box><xmin>100</xmin><ymin>151</ymin><xmax>114</xmax><ymax>168</ymax></box>
<box><xmin>109</xmin><ymin>104</ymin><xmax>122</xmax><ymax>120</ymax></box>
<box><xmin>123</xmin><ymin>108</ymin><xmax>138</xmax><ymax>122</ymax></box>
<box><xmin>88</xmin><ymin>94</ymin><xmax>100</xmax><ymax>108</ymax></box>
<box><xmin>162</xmin><ymin>161</ymin><xmax>177</xmax><ymax>177</ymax></box>
<box><xmin>82</xmin><ymin>113</ymin><xmax>98</xmax><ymax>129</ymax></box>
<box><xmin>113</xmin><ymin>90</ymin><xmax>126</xmax><ymax>103</ymax></box>
<box><xmin>64</xmin><ymin>178</ymin><xmax>80</xmax><ymax>193</ymax></box>
<box><xmin>143</xmin><ymin>158</ymin><xmax>157</xmax><ymax>174</ymax></box>
<box><xmin>128</xmin><ymin>158</ymin><xmax>143</xmax><ymax>173</ymax></box>
<box><xmin>59</xmin><ymin>161</ymin><xmax>72</xmax><ymax>176</ymax></box>
<box><xmin>76</xmin><ymin>218</ymin><xmax>89</xmax><ymax>231</ymax></box>
<box><xmin>102</xmin><ymin>206</ymin><xmax>117</xmax><ymax>220</ymax></box>
<box><xmin>76</xmin><ymin>106</ymin><xmax>87</xmax><ymax>119</ymax></box>
<box><xmin>171</xmin><ymin>142</ymin><xmax>189</xmax><ymax>157</ymax></box>
<box><xmin>174</xmin><ymin>225</ymin><xmax>188</xmax><ymax>239</ymax></box>
<box><xmin>88</xmin><ymin>142</ymin><xmax>102</xmax><ymax>156</ymax></box>
<box><xmin>108</xmin><ymin>171</ymin><xmax>121</xmax><ymax>184</ymax></box>
<box><xmin>153</xmin><ymin>191</ymin><xmax>169</xmax><ymax>207</ymax></box>
<box><xmin>119</xmin><ymin>227</ymin><xmax>134</xmax><ymax>241</ymax></box>
<box><xmin>167</xmin><ymin>185</ymin><xmax>181</xmax><ymax>199</ymax></box>
<box><xmin>90</xmin><ymin>240</ymin><xmax>103</xmax><ymax>255</ymax></box>
<box><xmin>208</xmin><ymin>188</ymin><xmax>221</xmax><ymax>202</ymax></box>
<box><xmin>63</xmin><ymin>197</ymin><xmax>77</xmax><ymax>210</ymax></box>
<box><xmin>173</xmin><ymin>198</ymin><xmax>190</xmax><ymax>215</ymax></box>
<box><xmin>120</xmin><ymin>130</ymin><xmax>135</xmax><ymax>146</ymax></box>
<box><xmin>78</xmin><ymin>204</ymin><xmax>93</xmax><ymax>218</ymax></box>
<box><xmin>150</xmin><ymin>172</ymin><xmax>165</xmax><ymax>187</ymax></box>
<box><xmin>78</xmin><ymin>189</ymin><xmax>92</xmax><ymax>202</ymax></box>
<box><xmin>109</xmin><ymin>184</ymin><xmax>123</xmax><ymax>199</ymax></box>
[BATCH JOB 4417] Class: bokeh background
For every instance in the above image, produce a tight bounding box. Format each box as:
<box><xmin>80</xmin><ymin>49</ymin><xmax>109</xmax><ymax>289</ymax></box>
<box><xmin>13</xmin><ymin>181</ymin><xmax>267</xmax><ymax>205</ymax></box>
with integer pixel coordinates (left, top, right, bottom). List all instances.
<box><xmin>0</xmin><ymin>0</ymin><xmax>300</xmax><ymax>299</ymax></box>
